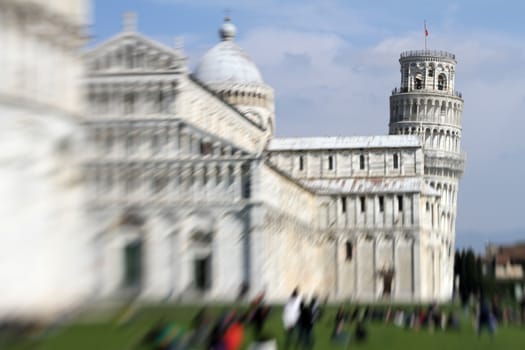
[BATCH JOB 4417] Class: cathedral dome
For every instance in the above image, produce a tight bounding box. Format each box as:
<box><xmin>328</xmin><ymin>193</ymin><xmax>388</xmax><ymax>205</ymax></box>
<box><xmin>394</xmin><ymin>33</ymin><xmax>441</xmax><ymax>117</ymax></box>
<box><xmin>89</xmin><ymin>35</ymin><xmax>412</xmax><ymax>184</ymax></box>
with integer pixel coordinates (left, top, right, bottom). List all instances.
<box><xmin>194</xmin><ymin>18</ymin><xmax>264</xmax><ymax>85</ymax></box>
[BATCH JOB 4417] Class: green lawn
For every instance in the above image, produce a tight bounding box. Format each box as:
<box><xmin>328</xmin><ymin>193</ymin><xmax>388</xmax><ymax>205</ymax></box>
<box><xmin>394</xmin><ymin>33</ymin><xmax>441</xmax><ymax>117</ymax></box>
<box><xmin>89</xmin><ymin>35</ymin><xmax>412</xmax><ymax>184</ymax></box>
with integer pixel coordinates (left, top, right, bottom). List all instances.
<box><xmin>3</xmin><ymin>304</ymin><xmax>525</xmax><ymax>350</ymax></box>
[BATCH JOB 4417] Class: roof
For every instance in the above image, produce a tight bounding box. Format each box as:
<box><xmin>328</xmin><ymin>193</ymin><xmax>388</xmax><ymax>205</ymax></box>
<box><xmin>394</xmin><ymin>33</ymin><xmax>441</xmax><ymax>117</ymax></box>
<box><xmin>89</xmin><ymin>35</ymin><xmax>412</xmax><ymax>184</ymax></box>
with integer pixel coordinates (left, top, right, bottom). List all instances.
<box><xmin>85</xmin><ymin>31</ymin><xmax>184</xmax><ymax>61</ymax></box>
<box><xmin>267</xmin><ymin>135</ymin><xmax>421</xmax><ymax>151</ymax></box>
<box><xmin>497</xmin><ymin>245</ymin><xmax>525</xmax><ymax>260</ymax></box>
<box><xmin>486</xmin><ymin>243</ymin><xmax>525</xmax><ymax>264</ymax></box>
<box><xmin>194</xmin><ymin>19</ymin><xmax>264</xmax><ymax>85</ymax></box>
<box><xmin>299</xmin><ymin>177</ymin><xmax>429</xmax><ymax>195</ymax></box>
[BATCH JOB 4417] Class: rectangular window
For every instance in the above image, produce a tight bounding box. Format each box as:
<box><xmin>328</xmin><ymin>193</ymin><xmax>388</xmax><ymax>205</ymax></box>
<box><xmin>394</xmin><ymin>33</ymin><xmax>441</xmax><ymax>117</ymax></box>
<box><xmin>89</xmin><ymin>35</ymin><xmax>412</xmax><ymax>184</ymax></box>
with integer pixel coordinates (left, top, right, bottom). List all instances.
<box><xmin>104</xmin><ymin>173</ymin><xmax>113</xmax><ymax>190</ymax></box>
<box><xmin>328</xmin><ymin>155</ymin><xmax>334</xmax><ymax>170</ymax></box>
<box><xmin>299</xmin><ymin>156</ymin><xmax>304</xmax><ymax>171</ymax></box>
<box><xmin>151</xmin><ymin>134</ymin><xmax>160</xmax><ymax>152</ymax></box>
<box><xmin>202</xmin><ymin>167</ymin><xmax>208</xmax><ymax>186</ymax></box>
<box><xmin>200</xmin><ymin>141</ymin><xmax>213</xmax><ymax>155</ymax></box>
<box><xmin>379</xmin><ymin>196</ymin><xmax>384</xmax><ymax>212</ymax></box>
<box><xmin>124</xmin><ymin>93</ymin><xmax>135</xmax><ymax>114</ymax></box>
<box><xmin>125</xmin><ymin>176</ymin><xmax>133</xmax><ymax>194</ymax></box>
<box><xmin>393</xmin><ymin>153</ymin><xmax>399</xmax><ymax>169</ymax></box>
<box><xmin>228</xmin><ymin>165</ymin><xmax>235</xmax><ymax>186</ymax></box>
<box><xmin>215</xmin><ymin>165</ymin><xmax>222</xmax><ymax>184</ymax></box>
<box><xmin>126</xmin><ymin>134</ymin><xmax>135</xmax><ymax>153</ymax></box>
<box><xmin>341</xmin><ymin>197</ymin><xmax>346</xmax><ymax>213</ymax></box>
<box><xmin>359</xmin><ymin>154</ymin><xmax>365</xmax><ymax>170</ymax></box>
<box><xmin>152</xmin><ymin>176</ymin><xmax>167</xmax><ymax>193</ymax></box>
<box><xmin>426</xmin><ymin>201</ymin><xmax>430</xmax><ymax>211</ymax></box>
<box><xmin>345</xmin><ymin>241</ymin><xmax>353</xmax><ymax>261</ymax></box>
<box><xmin>194</xmin><ymin>255</ymin><xmax>212</xmax><ymax>291</ymax></box>
<box><xmin>428</xmin><ymin>69</ymin><xmax>434</xmax><ymax>77</ymax></box>
<box><xmin>397</xmin><ymin>195</ymin><xmax>403</xmax><ymax>211</ymax></box>
<box><xmin>360</xmin><ymin>196</ymin><xmax>366</xmax><ymax>213</ymax></box>
<box><xmin>241</xmin><ymin>164</ymin><xmax>251</xmax><ymax>199</ymax></box>
<box><xmin>105</xmin><ymin>132</ymin><xmax>113</xmax><ymax>150</ymax></box>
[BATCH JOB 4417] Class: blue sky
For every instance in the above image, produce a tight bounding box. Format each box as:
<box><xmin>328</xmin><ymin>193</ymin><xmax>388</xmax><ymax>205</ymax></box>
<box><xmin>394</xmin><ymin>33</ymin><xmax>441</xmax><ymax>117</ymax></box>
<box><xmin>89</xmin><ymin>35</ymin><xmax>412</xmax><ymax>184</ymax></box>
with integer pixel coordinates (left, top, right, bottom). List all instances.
<box><xmin>91</xmin><ymin>0</ymin><xmax>525</xmax><ymax>251</ymax></box>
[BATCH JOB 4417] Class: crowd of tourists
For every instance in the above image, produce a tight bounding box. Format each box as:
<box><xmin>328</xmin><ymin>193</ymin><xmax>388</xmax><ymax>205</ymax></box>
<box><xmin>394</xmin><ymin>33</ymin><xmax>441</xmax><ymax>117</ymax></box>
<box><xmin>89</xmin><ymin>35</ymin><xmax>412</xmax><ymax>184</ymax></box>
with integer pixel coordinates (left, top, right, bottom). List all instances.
<box><xmin>138</xmin><ymin>289</ymin><xmax>525</xmax><ymax>350</ymax></box>
<box><xmin>3</xmin><ymin>289</ymin><xmax>525</xmax><ymax>349</ymax></box>
<box><xmin>140</xmin><ymin>292</ymin><xmax>271</xmax><ymax>350</ymax></box>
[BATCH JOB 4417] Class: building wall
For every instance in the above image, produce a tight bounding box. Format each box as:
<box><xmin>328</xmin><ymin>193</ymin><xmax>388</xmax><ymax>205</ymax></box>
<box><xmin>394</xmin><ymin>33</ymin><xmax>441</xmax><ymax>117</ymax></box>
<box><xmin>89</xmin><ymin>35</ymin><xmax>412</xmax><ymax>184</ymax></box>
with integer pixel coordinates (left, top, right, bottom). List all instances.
<box><xmin>178</xmin><ymin>78</ymin><xmax>269</xmax><ymax>154</ymax></box>
<box><xmin>255</xmin><ymin>164</ymin><xmax>336</xmax><ymax>300</ymax></box>
<box><xmin>0</xmin><ymin>0</ymin><xmax>88</xmax><ymax>114</ymax></box>
<box><xmin>0</xmin><ymin>0</ymin><xmax>93</xmax><ymax>319</ymax></box>
<box><xmin>318</xmin><ymin>192</ymin><xmax>421</xmax><ymax>301</ymax></box>
<box><xmin>267</xmin><ymin>144</ymin><xmax>442</xmax><ymax>301</ymax></box>
<box><xmin>268</xmin><ymin>147</ymin><xmax>422</xmax><ymax>180</ymax></box>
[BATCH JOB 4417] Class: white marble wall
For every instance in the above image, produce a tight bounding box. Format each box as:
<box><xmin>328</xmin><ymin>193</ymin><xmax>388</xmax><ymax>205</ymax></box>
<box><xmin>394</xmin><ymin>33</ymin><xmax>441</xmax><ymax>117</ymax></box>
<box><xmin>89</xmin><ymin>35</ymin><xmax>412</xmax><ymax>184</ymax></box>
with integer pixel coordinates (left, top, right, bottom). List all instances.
<box><xmin>0</xmin><ymin>0</ymin><xmax>93</xmax><ymax>319</ymax></box>
<box><xmin>268</xmin><ymin>147</ymin><xmax>423</xmax><ymax>179</ymax></box>
<box><xmin>178</xmin><ymin>78</ymin><xmax>269</xmax><ymax>154</ymax></box>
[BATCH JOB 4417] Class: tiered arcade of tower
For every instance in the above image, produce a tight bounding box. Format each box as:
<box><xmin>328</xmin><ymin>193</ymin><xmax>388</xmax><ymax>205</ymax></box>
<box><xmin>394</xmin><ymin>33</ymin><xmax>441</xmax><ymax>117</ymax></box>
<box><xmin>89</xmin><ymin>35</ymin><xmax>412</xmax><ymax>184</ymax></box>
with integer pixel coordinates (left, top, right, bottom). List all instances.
<box><xmin>389</xmin><ymin>50</ymin><xmax>465</xmax><ymax>299</ymax></box>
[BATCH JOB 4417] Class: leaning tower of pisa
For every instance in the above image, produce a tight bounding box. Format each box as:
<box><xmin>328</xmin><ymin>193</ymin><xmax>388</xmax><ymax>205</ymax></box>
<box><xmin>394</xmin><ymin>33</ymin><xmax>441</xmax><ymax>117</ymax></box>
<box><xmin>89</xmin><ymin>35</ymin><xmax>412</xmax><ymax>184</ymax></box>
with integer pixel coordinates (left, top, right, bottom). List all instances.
<box><xmin>389</xmin><ymin>50</ymin><xmax>465</xmax><ymax>300</ymax></box>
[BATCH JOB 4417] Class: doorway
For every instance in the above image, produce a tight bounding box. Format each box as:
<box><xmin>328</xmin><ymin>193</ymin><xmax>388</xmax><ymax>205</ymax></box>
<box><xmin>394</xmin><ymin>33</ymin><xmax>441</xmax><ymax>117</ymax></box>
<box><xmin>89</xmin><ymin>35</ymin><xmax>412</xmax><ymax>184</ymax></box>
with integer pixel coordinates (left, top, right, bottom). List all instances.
<box><xmin>123</xmin><ymin>240</ymin><xmax>143</xmax><ymax>289</ymax></box>
<box><xmin>382</xmin><ymin>273</ymin><xmax>393</xmax><ymax>297</ymax></box>
<box><xmin>194</xmin><ymin>255</ymin><xmax>212</xmax><ymax>291</ymax></box>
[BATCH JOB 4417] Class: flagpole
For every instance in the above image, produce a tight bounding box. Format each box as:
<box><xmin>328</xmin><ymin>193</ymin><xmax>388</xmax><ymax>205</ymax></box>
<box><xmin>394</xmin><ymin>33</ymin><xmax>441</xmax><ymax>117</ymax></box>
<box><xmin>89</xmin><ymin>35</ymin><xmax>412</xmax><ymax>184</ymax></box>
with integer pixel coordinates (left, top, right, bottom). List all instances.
<box><xmin>424</xmin><ymin>20</ymin><xmax>427</xmax><ymax>50</ymax></box>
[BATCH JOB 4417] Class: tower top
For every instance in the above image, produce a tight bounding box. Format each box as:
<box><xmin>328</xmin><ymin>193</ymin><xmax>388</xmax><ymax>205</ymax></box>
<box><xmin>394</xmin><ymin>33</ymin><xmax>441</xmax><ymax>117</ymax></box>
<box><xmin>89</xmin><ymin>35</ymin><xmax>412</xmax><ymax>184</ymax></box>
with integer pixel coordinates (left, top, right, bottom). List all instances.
<box><xmin>219</xmin><ymin>16</ymin><xmax>237</xmax><ymax>41</ymax></box>
<box><xmin>123</xmin><ymin>12</ymin><xmax>137</xmax><ymax>32</ymax></box>
<box><xmin>400</xmin><ymin>50</ymin><xmax>456</xmax><ymax>63</ymax></box>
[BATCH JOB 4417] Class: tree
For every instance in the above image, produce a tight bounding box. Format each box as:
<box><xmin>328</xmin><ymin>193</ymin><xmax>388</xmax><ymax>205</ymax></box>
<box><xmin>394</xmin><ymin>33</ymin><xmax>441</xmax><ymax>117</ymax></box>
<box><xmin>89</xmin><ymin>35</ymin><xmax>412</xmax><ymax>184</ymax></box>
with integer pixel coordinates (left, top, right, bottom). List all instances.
<box><xmin>454</xmin><ymin>249</ymin><xmax>481</xmax><ymax>306</ymax></box>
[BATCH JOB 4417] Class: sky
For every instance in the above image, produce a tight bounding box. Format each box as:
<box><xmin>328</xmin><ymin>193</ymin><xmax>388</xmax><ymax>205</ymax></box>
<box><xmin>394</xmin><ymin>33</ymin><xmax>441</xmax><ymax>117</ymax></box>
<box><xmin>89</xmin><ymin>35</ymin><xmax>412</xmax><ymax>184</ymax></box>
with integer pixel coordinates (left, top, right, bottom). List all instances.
<box><xmin>91</xmin><ymin>0</ymin><xmax>525</xmax><ymax>251</ymax></box>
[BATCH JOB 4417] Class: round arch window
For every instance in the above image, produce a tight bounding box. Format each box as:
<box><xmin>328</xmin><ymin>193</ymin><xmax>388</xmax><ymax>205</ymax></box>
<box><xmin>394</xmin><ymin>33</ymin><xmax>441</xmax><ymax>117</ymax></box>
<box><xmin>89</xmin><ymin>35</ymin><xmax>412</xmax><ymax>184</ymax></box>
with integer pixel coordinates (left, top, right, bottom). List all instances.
<box><xmin>438</xmin><ymin>74</ymin><xmax>447</xmax><ymax>91</ymax></box>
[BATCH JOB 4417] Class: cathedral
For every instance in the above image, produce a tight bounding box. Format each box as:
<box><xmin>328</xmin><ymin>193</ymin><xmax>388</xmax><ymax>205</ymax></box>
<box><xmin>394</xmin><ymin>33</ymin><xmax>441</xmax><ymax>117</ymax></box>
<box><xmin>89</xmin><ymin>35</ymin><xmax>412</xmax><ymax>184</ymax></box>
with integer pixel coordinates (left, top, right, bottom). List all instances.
<box><xmin>0</xmin><ymin>1</ymin><xmax>465</xmax><ymax>318</ymax></box>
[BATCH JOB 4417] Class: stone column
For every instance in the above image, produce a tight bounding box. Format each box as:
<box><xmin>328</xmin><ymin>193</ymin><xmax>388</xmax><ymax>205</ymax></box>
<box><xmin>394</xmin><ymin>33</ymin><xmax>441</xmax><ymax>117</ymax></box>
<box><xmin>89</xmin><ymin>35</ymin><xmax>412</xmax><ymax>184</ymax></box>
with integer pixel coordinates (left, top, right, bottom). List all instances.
<box><xmin>232</xmin><ymin>162</ymin><xmax>242</xmax><ymax>199</ymax></box>
<box><xmin>373</xmin><ymin>236</ymin><xmax>378</xmax><ymax>300</ymax></box>
<box><xmin>168</xmin><ymin>164</ymin><xmax>177</xmax><ymax>201</ymax></box>
<box><xmin>334</xmin><ymin>236</ymin><xmax>340</xmax><ymax>299</ymax></box>
<box><xmin>412</xmin><ymin>237</ymin><xmax>420</xmax><ymax>300</ymax></box>
<box><xmin>354</xmin><ymin>236</ymin><xmax>359</xmax><ymax>299</ymax></box>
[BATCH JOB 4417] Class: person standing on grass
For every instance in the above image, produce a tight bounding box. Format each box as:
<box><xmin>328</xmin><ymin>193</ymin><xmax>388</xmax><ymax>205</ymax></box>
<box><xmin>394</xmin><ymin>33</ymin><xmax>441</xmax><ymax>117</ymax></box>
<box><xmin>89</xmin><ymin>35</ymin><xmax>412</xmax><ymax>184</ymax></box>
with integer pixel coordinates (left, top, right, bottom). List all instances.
<box><xmin>477</xmin><ymin>295</ymin><xmax>495</xmax><ymax>338</ymax></box>
<box><xmin>283</xmin><ymin>288</ymin><xmax>301</xmax><ymax>349</ymax></box>
<box><xmin>297</xmin><ymin>300</ymin><xmax>314</xmax><ymax>350</ymax></box>
<box><xmin>331</xmin><ymin>306</ymin><xmax>347</xmax><ymax>342</ymax></box>
<box><xmin>222</xmin><ymin>313</ymin><xmax>245</xmax><ymax>350</ymax></box>
<box><xmin>520</xmin><ymin>296</ymin><xmax>525</xmax><ymax>323</ymax></box>
<box><xmin>250</xmin><ymin>295</ymin><xmax>271</xmax><ymax>340</ymax></box>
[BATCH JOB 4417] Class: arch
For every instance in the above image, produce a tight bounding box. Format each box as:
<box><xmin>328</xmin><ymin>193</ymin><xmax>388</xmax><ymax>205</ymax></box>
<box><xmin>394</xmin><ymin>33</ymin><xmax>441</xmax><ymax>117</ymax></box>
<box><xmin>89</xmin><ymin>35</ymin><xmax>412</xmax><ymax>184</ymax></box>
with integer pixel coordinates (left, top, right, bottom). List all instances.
<box><xmin>415</xmin><ymin>72</ymin><xmax>423</xmax><ymax>89</ymax></box>
<box><xmin>438</xmin><ymin>73</ymin><xmax>447</xmax><ymax>91</ymax></box>
<box><xmin>432</xmin><ymin>129</ymin><xmax>438</xmax><ymax>148</ymax></box>
<box><xmin>393</xmin><ymin>153</ymin><xmax>399</xmax><ymax>169</ymax></box>
<box><xmin>440</xmin><ymin>101</ymin><xmax>446</xmax><ymax>117</ymax></box>
<box><xmin>428</xmin><ymin>64</ymin><xmax>435</xmax><ymax>78</ymax></box>
<box><xmin>425</xmin><ymin>128</ymin><xmax>431</xmax><ymax>148</ymax></box>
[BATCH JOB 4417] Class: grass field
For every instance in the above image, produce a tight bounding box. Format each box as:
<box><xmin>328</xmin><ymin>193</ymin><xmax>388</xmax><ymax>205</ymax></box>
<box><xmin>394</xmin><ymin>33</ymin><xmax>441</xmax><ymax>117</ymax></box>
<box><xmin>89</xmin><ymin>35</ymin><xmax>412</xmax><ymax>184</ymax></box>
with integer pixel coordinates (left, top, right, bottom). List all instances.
<box><xmin>3</xmin><ymin>304</ymin><xmax>525</xmax><ymax>350</ymax></box>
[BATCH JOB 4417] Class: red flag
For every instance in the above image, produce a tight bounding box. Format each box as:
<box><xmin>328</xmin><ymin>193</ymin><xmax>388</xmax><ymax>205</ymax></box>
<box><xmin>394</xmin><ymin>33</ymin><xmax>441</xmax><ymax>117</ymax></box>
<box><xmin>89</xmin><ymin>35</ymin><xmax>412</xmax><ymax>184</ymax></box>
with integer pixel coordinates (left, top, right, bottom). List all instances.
<box><xmin>425</xmin><ymin>22</ymin><xmax>429</xmax><ymax>37</ymax></box>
